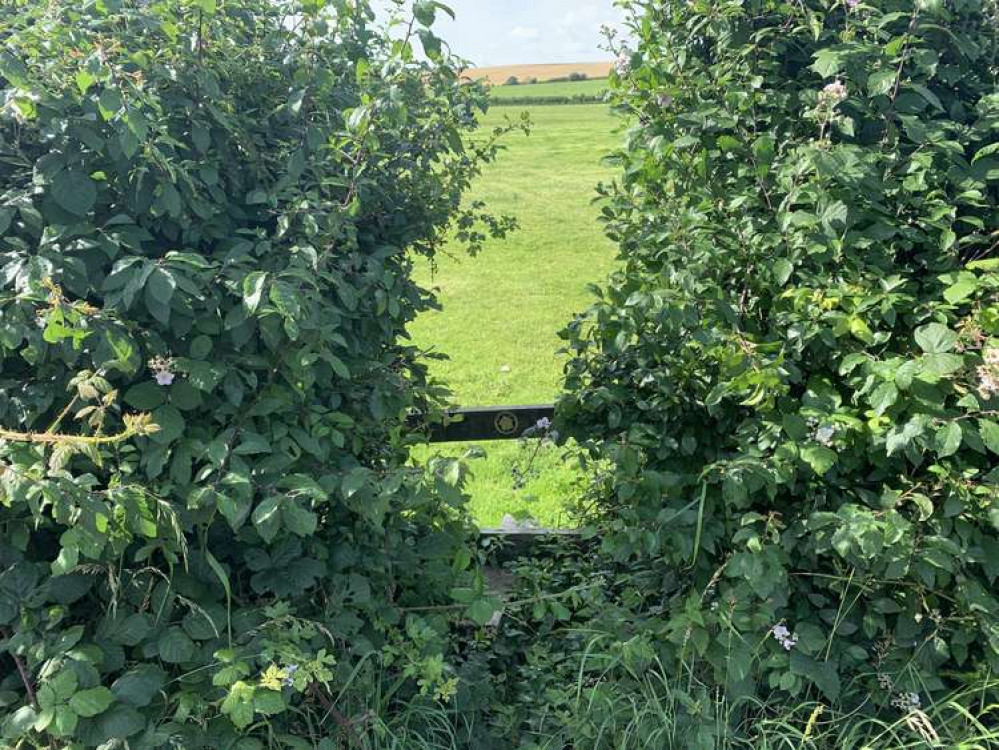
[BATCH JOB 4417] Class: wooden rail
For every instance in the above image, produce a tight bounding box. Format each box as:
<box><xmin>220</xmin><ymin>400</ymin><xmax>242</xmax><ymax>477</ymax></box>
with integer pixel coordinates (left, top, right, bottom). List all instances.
<box><xmin>420</xmin><ymin>404</ymin><xmax>556</xmax><ymax>444</ymax></box>
<box><xmin>411</xmin><ymin>405</ymin><xmax>582</xmax><ymax>569</ymax></box>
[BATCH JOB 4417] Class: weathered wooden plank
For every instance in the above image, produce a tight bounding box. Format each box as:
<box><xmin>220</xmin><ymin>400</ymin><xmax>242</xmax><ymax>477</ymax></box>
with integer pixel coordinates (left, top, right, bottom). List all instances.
<box><xmin>418</xmin><ymin>404</ymin><xmax>556</xmax><ymax>443</ymax></box>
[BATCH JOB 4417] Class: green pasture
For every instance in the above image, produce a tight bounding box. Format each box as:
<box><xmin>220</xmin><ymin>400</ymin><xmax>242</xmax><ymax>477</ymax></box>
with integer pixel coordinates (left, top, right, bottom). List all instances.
<box><xmin>409</xmin><ymin>103</ymin><xmax>619</xmax><ymax>528</ymax></box>
<box><xmin>489</xmin><ymin>77</ymin><xmax>608</xmax><ymax>101</ymax></box>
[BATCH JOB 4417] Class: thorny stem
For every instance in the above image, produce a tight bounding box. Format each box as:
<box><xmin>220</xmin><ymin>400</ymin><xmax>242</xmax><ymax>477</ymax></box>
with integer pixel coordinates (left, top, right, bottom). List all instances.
<box><xmin>1</xmin><ymin>627</ymin><xmax>36</xmax><ymax>707</ymax></box>
<box><xmin>0</xmin><ymin>415</ymin><xmax>156</xmax><ymax>446</ymax></box>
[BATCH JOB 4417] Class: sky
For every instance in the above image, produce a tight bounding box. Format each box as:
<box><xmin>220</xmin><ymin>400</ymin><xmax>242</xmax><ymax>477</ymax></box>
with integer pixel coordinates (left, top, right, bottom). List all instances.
<box><xmin>374</xmin><ymin>1</ymin><xmax>627</xmax><ymax>68</ymax></box>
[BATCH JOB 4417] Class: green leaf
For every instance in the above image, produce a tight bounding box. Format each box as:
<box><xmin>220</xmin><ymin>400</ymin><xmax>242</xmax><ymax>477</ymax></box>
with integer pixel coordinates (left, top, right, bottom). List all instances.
<box><xmin>253</xmin><ymin>689</ymin><xmax>285</xmax><ymax>716</ymax></box>
<box><xmin>124</xmin><ymin>381</ymin><xmax>168</xmax><ymax>410</ymax></box>
<box><xmin>944</xmin><ymin>276</ymin><xmax>979</xmax><ymax>304</ymax></box>
<box><xmin>52</xmin><ymin>171</ymin><xmax>97</xmax><ymax>216</ymax></box>
<box><xmin>150</xmin><ymin>405</ymin><xmax>185</xmax><ymax>444</ymax></box>
<box><xmin>109</xmin><ymin>613</ymin><xmax>152</xmax><ymax>647</ymax></box>
<box><xmin>159</xmin><ymin>183</ymin><xmax>182</xmax><ymax>217</ymax></box>
<box><xmin>221</xmin><ymin>683</ymin><xmax>255</xmax><ymax>729</ymax></box>
<box><xmin>51</xmin><ymin>706</ymin><xmax>78</xmax><ymax>736</ymax></box>
<box><xmin>169</xmin><ymin>380</ymin><xmax>203</xmax><ymax>411</ymax></box>
<box><xmin>849</xmin><ymin>317</ymin><xmax>874</xmax><ymax>344</ymax></box>
<box><xmin>887</xmin><ymin>418</ymin><xmax>926</xmax><ymax>456</ymax></box>
<box><xmin>68</xmin><ymin>687</ymin><xmax>114</xmax><ymax>718</ymax></box>
<box><xmin>867</xmin><ymin>69</ymin><xmax>897</xmax><ymax>96</ymax></box>
<box><xmin>773</xmin><ymin>259</ymin><xmax>793</xmax><ymax>286</ymax></box>
<box><xmin>192</xmin><ymin>122</ymin><xmax>211</xmax><ymax>152</ymax></box>
<box><xmin>934</xmin><ymin>422</ymin><xmax>962</xmax><ymax>458</ymax></box>
<box><xmin>75</xmin><ymin>69</ymin><xmax>96</xmax><ymax>95</ymax></box>
<box><xmin>99</xmin><ymin>88</ymin><xmax>122</xmax><ymax>119</ymax></box>
<box><xmin>252</xmin><ymin>497</ymin><xmax>282</xmax><ymax>543</ymax></box>
<box><xmin>466</xmin><ymin>596</ymin><xmax>502</xmax><ymax>626</ymax></box>
<box><xmin>5</xmin><ymin>706</ymin><xmax>37</xmax><ymax>735</ymax></box>
<box><xmin>414</xmin><ymin>0</ymin><xmax>437</xmax><ymax>25</ymax></box>
<box><xmin>234</xmin><ymin>432</ymin><xmax>271</xmax><ymax>455</ymax></box>
<box><xmin>417</xmin><ymin>29</ymin><xmax>442</xmax><ymax>60</ymax></box>
<box><xmin>979</xmin><ymin>420</ymin><xmax>999</xmax><ymax>455</ymax></box>
<box><xmin>51</xmin><ymin>545</ymin><xmax>79</xmax><ymax>577</ymax></box>
<box><xmin>801</xmin><ymin>445</ymin><xmax>837</xmax><ymax>475</ymax></box>
<box><xmin>915</xmin><ymin>323</ymin><xmax>958</xmax><ymax>353</ymax></box>
<box><xmin>918</xmin><ymin>353</ymin><xmax>965</xmax><ymax>381</ymax></box>
<box><xmin>243</xmin><ymin>271</ymin><xmax>268</xmax><ymax>313</ymax></box>
<box><xmin>282</xmin><ymin>501</ymin><xmax>318</xmax><ymax>537</ymax></box>
<box><xmin>790</xmin><ymin>652</ymin><xmax>841</xmax><ymax>701</ymax></box>
<box><xmin>111</xmin><ymin>665</ymin><xmax>167</xmax><ymax>708</ymax></box>
<box><xmin>216</xmin><ymin>490</ymin><xmax>250</xmax><ymax>531</ymax></box>
<box><xmin>84</xmin><ymin>704</ymin><xmax>145</xmax><ymax>742</ymax></box>
<box><xmin>158</xmin><ymin>628</ymin><xmax>196</xmax><ymax>664</ymax></box>
<box><xmin>811</xmin><ymin>49</ymin><xmax>843</xmax><ymax>77</ymax></box>
<box><xmin>341</xmin><ymin>468</ymin><xmax>369</xmax><ymax>499</ymax></box>
<box><xmin>972</xmin><ymin>142</ymin><xmax>999</xmax><ymax>165</ymax></box>
<box><xmin>869</xmin><ymin>383</ymin><xmax>898</xmax><ymax>416</ymax></box>
<box><xmin>144</xmin><ymin>267</ymin><xmax>176</xmax><ymax>325</ymax></box>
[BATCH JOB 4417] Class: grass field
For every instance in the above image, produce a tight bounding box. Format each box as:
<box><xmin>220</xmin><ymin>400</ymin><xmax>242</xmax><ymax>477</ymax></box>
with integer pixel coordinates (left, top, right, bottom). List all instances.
<box><xmin>465</xmin><ymin>61</ymin><xmax>612</xmax><ymax>84</ymax></box>
<box><xmin>410</xmin><ymin>103</ymin><xmax>619</xmax><ymax>528</ymax></box>
<box><xmin>489</xmin><ymin>78</ymin><xmax>608</xmax><ymax>101</ymax></box>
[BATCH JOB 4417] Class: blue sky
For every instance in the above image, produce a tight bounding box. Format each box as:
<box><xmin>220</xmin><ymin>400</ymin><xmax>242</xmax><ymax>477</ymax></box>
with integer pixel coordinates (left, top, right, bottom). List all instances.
<box><xmin>374</xmin><ymin>1</ymin><xmax>626</xmax><ymax>67</ymax></box>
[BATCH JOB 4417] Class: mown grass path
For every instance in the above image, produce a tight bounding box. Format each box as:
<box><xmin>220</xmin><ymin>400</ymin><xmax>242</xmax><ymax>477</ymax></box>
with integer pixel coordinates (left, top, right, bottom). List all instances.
<box><xmin>410</xmin><ymin>103</ymin><xmax>619</xmax><ymax>527</ymax></box>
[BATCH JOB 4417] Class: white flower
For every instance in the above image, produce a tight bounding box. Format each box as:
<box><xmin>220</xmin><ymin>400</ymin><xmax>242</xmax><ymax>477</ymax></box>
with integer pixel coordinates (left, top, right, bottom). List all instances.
<box><xmin>814</xmin><ymin>425</ymin><xmax>837</xmax><ymax>446</ymax></box>
<box><xmin>819</xmin><ymin>80</ymin><xmax>848</xmax><ymax>106</ymax></box>
<box><xmin>983</xmin><ymin>348</ymin><xmax>999</xmax><ymax>366</ymax></box>
<box><xmin>771</xmin><ymin>623</ymin><xmax>798</xmax><ymax>650</ymax></box>
<box><xmin>978</xmin><ymin>365</ymin><xmax>999</xmax><ymax>399</ymax></box>
<box><xmin>149</xmin><ymin>355</ymin><xmax>176</xmax><ymax>387</ymax></box>
<box><xmin>615</xmin><ymin>53</ymin><xmax>631</xmax><ymax>77</ymax></box>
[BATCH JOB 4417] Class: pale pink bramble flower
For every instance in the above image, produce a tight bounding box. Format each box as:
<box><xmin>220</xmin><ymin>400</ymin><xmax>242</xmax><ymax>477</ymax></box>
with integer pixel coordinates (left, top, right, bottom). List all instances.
<box><xmin>149</xmin><ymin>355</ymin><xmax>176</xmax><ymax>387</ymax></box>
<box><xmin>821</xmin><ymin>80</ymin><xmax>848</xmax><ymax>103</ymax></box>
<box><xmin>813</xmin><ymin>425</ymin><xmax>837</xmax><ymax>446</ymax></box>
<box><xmin>771</xmin><ymin>623</ymin><xmax>798</xmax><ymax>651</ymax></box>
<box><xmin>979</xmin><ymin>365</ymin><xmax>999</xmax><ymax>399</ymax></box>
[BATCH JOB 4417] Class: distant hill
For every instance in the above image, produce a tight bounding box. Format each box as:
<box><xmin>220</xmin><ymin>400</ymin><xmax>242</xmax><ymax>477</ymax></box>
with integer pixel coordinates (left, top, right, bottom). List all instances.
<box><xmin>465</xmin><ymin>62</ymin><xmax>613</xmax><ymax>85</ymax></box>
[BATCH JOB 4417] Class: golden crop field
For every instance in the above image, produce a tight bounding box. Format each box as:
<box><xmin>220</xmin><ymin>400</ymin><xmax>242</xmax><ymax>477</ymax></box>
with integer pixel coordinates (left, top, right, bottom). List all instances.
<box><xmin>465</xmin><ymin>61</ymin><xmax>613</xmax><ymax>84</ymax></box>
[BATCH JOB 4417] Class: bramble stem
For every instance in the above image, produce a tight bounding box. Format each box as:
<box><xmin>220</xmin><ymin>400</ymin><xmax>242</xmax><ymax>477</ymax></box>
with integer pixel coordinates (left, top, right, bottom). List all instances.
<box><xmin>0</xmin><ymin>413</ymin><xmax>158</xmax><ymax>446</ymax></box>
<box><xmin>1</xmin><ymin>627</ymin><xmax>36</xmax><ymax>707</ymax></box>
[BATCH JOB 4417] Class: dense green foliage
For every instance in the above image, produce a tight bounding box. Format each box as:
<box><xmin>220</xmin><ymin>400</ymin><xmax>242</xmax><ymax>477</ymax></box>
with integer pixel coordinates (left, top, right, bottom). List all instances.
<box><xmin>558</xmin><ymin>0</ymin><xmax>999</xmax><ymax>740</ymax></box>
<box><xmin>0</xmin><ymin>1</ymin><xmax>510</xmax><ymax>747</ymax></box>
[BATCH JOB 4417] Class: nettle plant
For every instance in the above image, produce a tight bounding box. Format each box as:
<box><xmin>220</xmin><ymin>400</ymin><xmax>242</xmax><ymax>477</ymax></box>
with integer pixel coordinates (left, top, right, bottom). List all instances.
<box><xmin>561</xmin><ymin>0</ymin><xmax>999</xmax><ymax>713</ymax></box>
<box><xmin>0</xmin><ymin>0</ymin><xmax>508</xmax><ymax>746</ymax></box>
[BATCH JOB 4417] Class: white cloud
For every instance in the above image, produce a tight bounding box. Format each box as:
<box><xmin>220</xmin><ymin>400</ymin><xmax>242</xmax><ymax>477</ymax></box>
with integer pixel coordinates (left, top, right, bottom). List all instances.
<box><xmin>510</xmin><ymin>26</ymin><xmax>540</xmax><ymax>40</ymax></box>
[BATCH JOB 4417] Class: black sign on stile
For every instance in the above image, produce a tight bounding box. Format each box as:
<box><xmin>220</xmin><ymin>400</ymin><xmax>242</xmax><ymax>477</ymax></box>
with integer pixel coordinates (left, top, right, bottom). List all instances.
<box><xmin>414</xmin><ymin>404</ymin><xmax>556</xmax><ymax>443</ymax></box>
